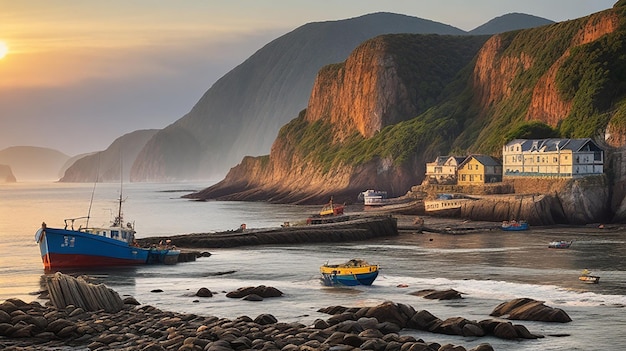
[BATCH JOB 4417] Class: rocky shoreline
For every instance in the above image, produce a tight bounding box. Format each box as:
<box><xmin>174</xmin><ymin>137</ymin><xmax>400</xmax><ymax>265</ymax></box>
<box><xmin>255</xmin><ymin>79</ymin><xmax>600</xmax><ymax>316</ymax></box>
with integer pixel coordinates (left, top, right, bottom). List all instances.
<box><xmin>1</xmin><ymin>272</ymin><xmax>573</xmax><ymax>351</ymax></box>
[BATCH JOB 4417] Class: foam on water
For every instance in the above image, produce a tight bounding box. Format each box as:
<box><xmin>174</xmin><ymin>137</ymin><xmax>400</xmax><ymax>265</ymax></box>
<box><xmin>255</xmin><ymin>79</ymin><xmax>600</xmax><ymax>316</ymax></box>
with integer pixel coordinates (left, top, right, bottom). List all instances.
<box><xmin>377</xmin><ymin>274</ymin><xmax>626</xmax><ymax>307</ymax></box>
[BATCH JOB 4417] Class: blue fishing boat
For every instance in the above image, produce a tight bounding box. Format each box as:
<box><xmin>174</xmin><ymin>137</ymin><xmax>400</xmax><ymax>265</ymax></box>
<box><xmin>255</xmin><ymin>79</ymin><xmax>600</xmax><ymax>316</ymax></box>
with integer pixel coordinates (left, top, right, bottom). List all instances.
<box><xmin>501</xmin><ymin>220</ymin><xmax>529</xmax><ymax>231</ymax></box>
<box><xmin>35</xmin><ymin>188</ymin><xmax>179</xmax><ymax>270</ymax></box>
<box><xmin>320</xmin><ymin>259</ymin><xmax>379</xmax><ymax>286</ymax></box>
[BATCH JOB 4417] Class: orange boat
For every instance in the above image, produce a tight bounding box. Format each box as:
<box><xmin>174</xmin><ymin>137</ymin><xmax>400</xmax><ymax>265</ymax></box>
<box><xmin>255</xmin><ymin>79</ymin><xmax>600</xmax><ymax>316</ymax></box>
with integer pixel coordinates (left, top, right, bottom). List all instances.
<box><xmin>307</xmin><ymin>198</ymin><xmax>346</xmax><ymax>224</ymax></box>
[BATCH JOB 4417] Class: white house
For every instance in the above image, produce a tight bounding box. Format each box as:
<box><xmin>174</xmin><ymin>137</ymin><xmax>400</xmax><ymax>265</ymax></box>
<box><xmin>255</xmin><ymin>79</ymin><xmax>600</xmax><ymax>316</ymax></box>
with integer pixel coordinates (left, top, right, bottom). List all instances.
<box><xmin>502</xmin><ymin>138</ymin><xmax>603</xmax><ymax>178</ymax></box>
<box><xmin>425</xmin><ymin>156</ymin><xmax>466</xmax><ymax>184</ymax></box>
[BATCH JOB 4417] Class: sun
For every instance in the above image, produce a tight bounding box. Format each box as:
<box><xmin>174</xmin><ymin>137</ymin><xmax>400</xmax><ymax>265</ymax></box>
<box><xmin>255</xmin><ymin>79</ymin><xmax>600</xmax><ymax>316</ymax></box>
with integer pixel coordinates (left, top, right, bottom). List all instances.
<box><xmin>0</xmin><ymin>41</ymin><xmax>8</xmax><ymax>59</ymax></box>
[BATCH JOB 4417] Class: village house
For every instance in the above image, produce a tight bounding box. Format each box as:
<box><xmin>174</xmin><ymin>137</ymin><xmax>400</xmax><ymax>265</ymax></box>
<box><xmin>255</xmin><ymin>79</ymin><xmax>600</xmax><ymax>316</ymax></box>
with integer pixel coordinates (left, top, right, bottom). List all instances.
<box><xmin>502</xmin><ymin>138</ymin><xmax>604</xmax><ymax>178</ymax></box>
<box><xmin>457</xmin><ymin>154</ymin><xmax>502</xmax><ymax>185</ymax></box>
<box><xmin>424</xmin><ymin>156</ymin><xmax>466</xmax><ymax>184</ymax></box>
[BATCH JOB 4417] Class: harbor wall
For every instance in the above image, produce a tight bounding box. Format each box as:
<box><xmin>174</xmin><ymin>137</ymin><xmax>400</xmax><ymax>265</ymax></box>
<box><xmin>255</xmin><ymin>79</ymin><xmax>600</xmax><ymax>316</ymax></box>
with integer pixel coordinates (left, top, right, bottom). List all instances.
<box><xmin>137</xmin><ymin>215</ymin><xmax>398</xmax><ymax>249</ymax></box>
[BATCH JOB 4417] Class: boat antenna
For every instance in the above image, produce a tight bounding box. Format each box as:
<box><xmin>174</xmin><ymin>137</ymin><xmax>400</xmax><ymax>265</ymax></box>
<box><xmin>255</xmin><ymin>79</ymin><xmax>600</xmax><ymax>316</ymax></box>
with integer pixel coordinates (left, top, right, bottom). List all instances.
<box><xmin>116</xmin><ymin>151</ymin><xmax>124</xmax><ymax>226</ymax></box>
<box><xmin>85</xmin><ymin>153</ymin><xmax>101</xmax><ymax>229</ymax></box>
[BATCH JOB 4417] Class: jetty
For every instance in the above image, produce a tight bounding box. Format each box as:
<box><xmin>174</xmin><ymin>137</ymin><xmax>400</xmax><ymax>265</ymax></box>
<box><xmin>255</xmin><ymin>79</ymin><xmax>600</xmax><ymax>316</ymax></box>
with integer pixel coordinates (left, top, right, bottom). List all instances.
<box><xmin>136</xmin><ymin>215</ymin><xmax>398</xmax><ymax>249</ymax></box>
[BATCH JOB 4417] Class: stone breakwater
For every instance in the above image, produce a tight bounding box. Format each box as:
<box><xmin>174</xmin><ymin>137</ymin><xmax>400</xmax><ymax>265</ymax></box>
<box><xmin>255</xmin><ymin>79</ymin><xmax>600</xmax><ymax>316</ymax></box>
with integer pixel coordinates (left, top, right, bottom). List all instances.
<box><xmin>137</xmin><ymin>215</ymin><xmax>398</xmax><ymax>249</ymax></box>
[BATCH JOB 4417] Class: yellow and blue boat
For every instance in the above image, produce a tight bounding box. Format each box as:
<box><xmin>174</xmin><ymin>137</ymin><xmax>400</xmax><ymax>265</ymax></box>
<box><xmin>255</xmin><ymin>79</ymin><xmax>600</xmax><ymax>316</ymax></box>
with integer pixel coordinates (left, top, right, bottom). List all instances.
<box><xmin>320</xmin><ymin>259</ymin><xmax>379</xmax><ymax>286</ymax></box>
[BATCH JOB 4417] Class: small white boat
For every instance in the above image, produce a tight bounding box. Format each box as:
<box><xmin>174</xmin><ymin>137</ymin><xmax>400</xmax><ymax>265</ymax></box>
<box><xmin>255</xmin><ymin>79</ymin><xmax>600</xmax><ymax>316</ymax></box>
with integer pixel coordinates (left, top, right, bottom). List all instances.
<box><xmin>548</xmin><ymin>240</ymin><xmax>573</xmax><ymax>249</ymax></box>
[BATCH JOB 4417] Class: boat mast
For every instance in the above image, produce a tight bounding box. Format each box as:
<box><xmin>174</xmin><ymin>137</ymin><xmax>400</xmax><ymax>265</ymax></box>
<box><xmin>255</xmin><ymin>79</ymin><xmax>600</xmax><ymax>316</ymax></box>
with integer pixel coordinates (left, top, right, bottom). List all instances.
<box><xmin>85</xmin><ymin>153</ymin><xmax>101</xmax><ymax>229</ymax></box>
<box><xmin>116</xmin><ymin>153</ymin><xmax>124</xmax><ymax>226</ymax></box>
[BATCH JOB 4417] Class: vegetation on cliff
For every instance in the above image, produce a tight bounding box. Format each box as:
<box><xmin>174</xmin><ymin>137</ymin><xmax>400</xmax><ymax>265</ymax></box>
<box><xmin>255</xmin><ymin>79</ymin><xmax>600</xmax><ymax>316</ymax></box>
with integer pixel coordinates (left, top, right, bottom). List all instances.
<box><xmin>277</xmin><ymin>34</ymin><xmax>488</xmax><ymax>171</ymax></box>
<box><xmin>278</xmin><ymin>8</ymin><xmax>626</xmax><ymax>172</ymax></box>
<box><xmin>194</xmin><ymin>6</ymin><xmax>626</xmax><ymax>217</ymax></box>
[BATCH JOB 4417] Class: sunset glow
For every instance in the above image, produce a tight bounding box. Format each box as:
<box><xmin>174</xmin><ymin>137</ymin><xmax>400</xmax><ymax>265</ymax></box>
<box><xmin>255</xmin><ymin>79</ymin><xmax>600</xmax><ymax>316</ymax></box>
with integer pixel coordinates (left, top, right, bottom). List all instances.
<box><xmin>0</xmin><ymin>41</ymin><xmax>8</xmax><ymax>59</ymax></box>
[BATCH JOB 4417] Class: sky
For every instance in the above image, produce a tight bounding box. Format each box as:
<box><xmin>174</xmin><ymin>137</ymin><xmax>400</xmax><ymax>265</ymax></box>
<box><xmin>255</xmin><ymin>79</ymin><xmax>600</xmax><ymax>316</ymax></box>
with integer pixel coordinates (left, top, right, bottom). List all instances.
<box><xmin>0</xmin><ymin>0</ymin><xmax>617</xmax><ymax>156</ymax></box>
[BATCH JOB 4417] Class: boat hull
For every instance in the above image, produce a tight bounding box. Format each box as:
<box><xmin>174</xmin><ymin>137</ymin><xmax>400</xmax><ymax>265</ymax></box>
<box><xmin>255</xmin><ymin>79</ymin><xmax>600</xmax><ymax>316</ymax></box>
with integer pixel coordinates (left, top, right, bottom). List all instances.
<box><xmin>320</xmin><ymin>260</ymin><xmax>379</xmax><ymax>286</ymax></box>
<box><xmin>321</xmin><ymin>270</ymin><xmax>379</xmax><ymax>286</ymax></box>
<box><xmin>501</xmin><ymin>222</ymin><xmax>529</xmax><ymax>231</ymax></box>
<box><xmin>579</xmin><ymin>275</ymin><xmax>600</xmax><ymax>284</ymax></box>
<box><xmin>36</xmin><ymin>227</ymin><xmax>150</xmax><ymax>270</ymax></box>
<box><xmin>147</xmin><ymin>249</ymin><xmax>181</xmax><ymax>265</ymax></box>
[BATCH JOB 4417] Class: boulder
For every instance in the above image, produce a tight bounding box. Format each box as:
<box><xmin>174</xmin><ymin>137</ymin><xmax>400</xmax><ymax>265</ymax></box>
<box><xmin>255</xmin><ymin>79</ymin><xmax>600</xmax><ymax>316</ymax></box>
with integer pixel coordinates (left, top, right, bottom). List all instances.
<box><xmin>195</xmin><ymin>288</ymin><xmax>213</xmax><ymax>298</ymax></box>
<box><xmin>363</xmin><ymin>301</ymin><xmax>409</xmax><ymax>328</ymax></box>
<box><xmin>226</xmin><ymin>285</ymin><xmax>283</xmax><ymax>299</ymax></box>
<box><xmin>410</xmin><ymin>289</ymin><xmax>464</xmax><ymax>300</ymax></box>
<box><xmin>490</xmin><ymin>298</ymin><xmax>572</xmax><ymax>323</ymax></box>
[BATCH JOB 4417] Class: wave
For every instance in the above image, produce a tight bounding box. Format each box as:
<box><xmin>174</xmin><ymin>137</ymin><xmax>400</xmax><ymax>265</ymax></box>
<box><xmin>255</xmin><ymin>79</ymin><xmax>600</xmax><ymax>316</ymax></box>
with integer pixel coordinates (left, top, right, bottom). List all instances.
<box><xmin>376</xmin><ymin>274</ymin><xmax>626</xmax><ymax>307</ymax></box>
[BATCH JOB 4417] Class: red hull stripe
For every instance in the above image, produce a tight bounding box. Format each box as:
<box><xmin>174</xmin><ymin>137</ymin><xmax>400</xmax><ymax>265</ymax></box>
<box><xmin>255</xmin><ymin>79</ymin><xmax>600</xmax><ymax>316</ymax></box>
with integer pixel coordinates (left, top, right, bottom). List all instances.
<box><xmin>42</xmin><ymin>253</ymin><xmax>145</xmax><ymax>270</ymax></box>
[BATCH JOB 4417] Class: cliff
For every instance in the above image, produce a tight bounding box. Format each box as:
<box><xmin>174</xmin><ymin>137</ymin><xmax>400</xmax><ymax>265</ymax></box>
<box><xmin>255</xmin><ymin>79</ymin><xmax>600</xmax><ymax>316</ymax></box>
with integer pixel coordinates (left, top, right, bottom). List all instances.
<box><xmin>0</xmin><ymin>164</ymin><xmax>16</xmax><ymax>183</ymax></box>
<box><xmin>60</xmin><ymin>129</ymin><xmax>158</xmax><ymax>182</ymax></box>
<box><xmin>189</xmin><ymin>34</ymin><xmax>488</xmax><ymax>204</ymax></box>
<box><xmin>130</xmin><ymin>13</ymin><xmax>467</xmax><ymax>182</ymax></box>
<box><xmin>191</xmin><ymin>5</ymin><xmax>626</xmax><ymax>224</ymax></box>
<box><xmin>0</xmin><ymin>146</ymin><xmax>69</xmax><ymax>181</ymax></box>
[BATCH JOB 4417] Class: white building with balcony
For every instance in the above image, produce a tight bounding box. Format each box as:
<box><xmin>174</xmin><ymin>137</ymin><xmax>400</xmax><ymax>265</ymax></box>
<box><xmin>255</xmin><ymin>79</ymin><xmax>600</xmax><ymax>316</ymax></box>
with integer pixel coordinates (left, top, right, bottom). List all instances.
<box><xmin>502</xmin><ymin>138</ymin><xmax>603</xmax><ymax>178</ymax></box>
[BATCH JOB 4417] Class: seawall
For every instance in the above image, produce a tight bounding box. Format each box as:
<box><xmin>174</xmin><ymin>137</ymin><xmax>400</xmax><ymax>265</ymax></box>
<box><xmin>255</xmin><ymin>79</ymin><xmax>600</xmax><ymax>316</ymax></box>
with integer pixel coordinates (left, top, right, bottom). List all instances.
<box><xmin>137</xmin><ymin>215</ymin><xmax>398</xmax><ymax>249</ymax></box>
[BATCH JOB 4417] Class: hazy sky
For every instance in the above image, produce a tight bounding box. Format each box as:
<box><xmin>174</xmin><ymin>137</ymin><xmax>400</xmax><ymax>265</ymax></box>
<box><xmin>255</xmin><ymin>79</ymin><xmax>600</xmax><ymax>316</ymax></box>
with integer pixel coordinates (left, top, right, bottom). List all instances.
<box><xmin>0</xmin><ymin>0</ymin><xmax>617</xmax><ymax>156</ymax></box>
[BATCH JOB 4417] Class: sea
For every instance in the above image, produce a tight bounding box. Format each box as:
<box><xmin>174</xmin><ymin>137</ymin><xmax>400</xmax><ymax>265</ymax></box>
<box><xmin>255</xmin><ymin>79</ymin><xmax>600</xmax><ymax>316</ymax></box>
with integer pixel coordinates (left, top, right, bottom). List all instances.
<box><xmin>1</xmin><ymin>181</ymin><xmax>625</xmax><ymax>350</ymax></box>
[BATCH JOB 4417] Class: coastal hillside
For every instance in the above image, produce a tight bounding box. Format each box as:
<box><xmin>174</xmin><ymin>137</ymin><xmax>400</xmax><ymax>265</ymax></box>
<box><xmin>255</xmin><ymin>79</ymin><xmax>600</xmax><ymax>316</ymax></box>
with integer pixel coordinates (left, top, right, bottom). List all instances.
<box><xmin>0</xmin><ymin>146</ymin><xmax>69</xmax><ymax>181</ymax></box>
<box><xmin>129</xmin><ymin>13</ymin><xmax>465</xmax><ymax>182</ymax></box>
<box><xmin>190</xmin><ymin>3</ymin><xmax>626</xmax><ymax>218</ymax></box>
<box><xmin>60</xmin><ymin>129</ymin><xmax>159</xmax><ymax>182</ymax></box>
<box><xmin>469</xmin><ymin>13</ymin><xmax>554</xmax><ymax>35</ymax></box>
<box><xmin>126</xmin><ymin>12</ymin><xmax>554</xmax><ymax>182</ymax></box>
<box><xmin>189</xmin><ymin>34</ymin><xmax>489</xmax><ymax>204</ymax></box>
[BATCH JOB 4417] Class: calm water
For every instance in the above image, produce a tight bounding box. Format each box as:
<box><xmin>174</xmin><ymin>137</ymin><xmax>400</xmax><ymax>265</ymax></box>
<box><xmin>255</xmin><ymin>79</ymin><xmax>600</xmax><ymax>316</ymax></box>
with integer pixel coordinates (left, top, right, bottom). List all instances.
<box><xmin>1</xmin><ymin>182</ymin><xmax>625</xmax><ymax>350</ymax></box>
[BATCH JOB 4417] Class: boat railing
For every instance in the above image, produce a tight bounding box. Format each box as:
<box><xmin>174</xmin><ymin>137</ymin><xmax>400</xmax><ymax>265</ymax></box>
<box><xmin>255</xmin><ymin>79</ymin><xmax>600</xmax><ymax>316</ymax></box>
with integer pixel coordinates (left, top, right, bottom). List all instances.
<box><xmin>64</xmin><ymin>216</ymin><xmax>90</xmax><ymax>230</ymax></box>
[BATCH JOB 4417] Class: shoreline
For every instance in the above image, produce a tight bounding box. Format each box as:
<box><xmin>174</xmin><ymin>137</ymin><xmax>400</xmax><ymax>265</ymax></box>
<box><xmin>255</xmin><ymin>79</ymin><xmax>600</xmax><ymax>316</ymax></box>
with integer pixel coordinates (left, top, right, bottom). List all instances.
<box><xmin>0</xmin><ymin>295</ymin><xmax>498</xmax><ymax>351</ymax></box>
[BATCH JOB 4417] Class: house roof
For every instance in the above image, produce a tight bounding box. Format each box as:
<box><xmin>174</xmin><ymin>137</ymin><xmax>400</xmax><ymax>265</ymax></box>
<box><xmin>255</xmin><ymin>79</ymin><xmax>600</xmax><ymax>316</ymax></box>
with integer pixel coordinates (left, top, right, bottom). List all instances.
<box><xmin>445</xmin><ymin>156</ymin><xmax>467</xmax><ymax>166</ymax></box>
<box><xmin>458</xmin><ymin>154</ymin><xmax>501</xmax><ymax>168</ymax></box>
<box><xmin>429</xmin><ymin>155</ymin><xmax>466</xmax><ymax>166</ymax></box>
<box><xmin>505</xmin><ymin>138</ymin><xmax>602</xmax><ymax>152</ymax></box>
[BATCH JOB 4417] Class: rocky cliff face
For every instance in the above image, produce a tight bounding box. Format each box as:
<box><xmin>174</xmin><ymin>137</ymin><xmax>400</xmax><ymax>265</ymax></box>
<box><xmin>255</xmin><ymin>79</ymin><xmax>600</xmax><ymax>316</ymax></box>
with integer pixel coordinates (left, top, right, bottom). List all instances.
<box><xmin>189</xmin><ymin>34</ymin><xmax>484</xmax><ymax>204</ymax></box>
<box><xmin>305</xmin><ymin>38</ymin><xmax>417</xmax><ymax>141</ymax></box>
<box><xmin>461</xmin><ymin>177</ymin><xmax>609</xmax><ymax>225</ymax></box>
<box><xmin>473</xmin><ymin>11</ymin><xmax>620</xmax><ymax>128</ymax></box>
<box><xmin>130</xmin><ymin>13</ymin><xmax>468</xmax><ymax>182</ymax></box>
<box><xmin>192</xmin><ymin>6</ymin><xmax>626</xmax><ymax>224</ymax></box>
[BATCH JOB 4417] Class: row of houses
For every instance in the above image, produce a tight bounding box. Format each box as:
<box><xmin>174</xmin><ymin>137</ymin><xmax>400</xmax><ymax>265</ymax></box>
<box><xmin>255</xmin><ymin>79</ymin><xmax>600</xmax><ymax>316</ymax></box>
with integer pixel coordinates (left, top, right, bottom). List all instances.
<box><xmin>425</xmin><ymin>138</ymin><xmax>604</xmax><ymax>185</ymax></box>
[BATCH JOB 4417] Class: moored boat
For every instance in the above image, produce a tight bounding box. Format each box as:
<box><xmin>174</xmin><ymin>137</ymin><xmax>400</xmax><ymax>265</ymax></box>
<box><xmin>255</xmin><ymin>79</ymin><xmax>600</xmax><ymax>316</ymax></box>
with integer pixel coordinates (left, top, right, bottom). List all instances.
<box><xmin>320</xmin><ymin>259</ymin><xmax>379</xmax><ymax>286</ymax></box>
<box><xmin>307</xmin><ymin>198</ymin><xmax>347</xmax><ymax>224</ymax></box>
<box><xmin>501</xmin><ymin>220</ymin><xmax>529</xmax><ymax>231</ymax></box>
<box><xmin>35</xmin><ymin>191</ymin><xmax>179</xmax><ymax>270</ymax></box>
<box><xmin>579</xmin><ymin>269</ymin><xmax>600</xmax><ymax>284</ymax></box>
<box><xmin>548</xmin><ymin>240</ymin><xmax>573</xmax><ymax>249</ymax></box>
<box><xmin>360</xmin><ymin>189</ymin><xmax>388</xmax><ymax>206</ymax></box>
